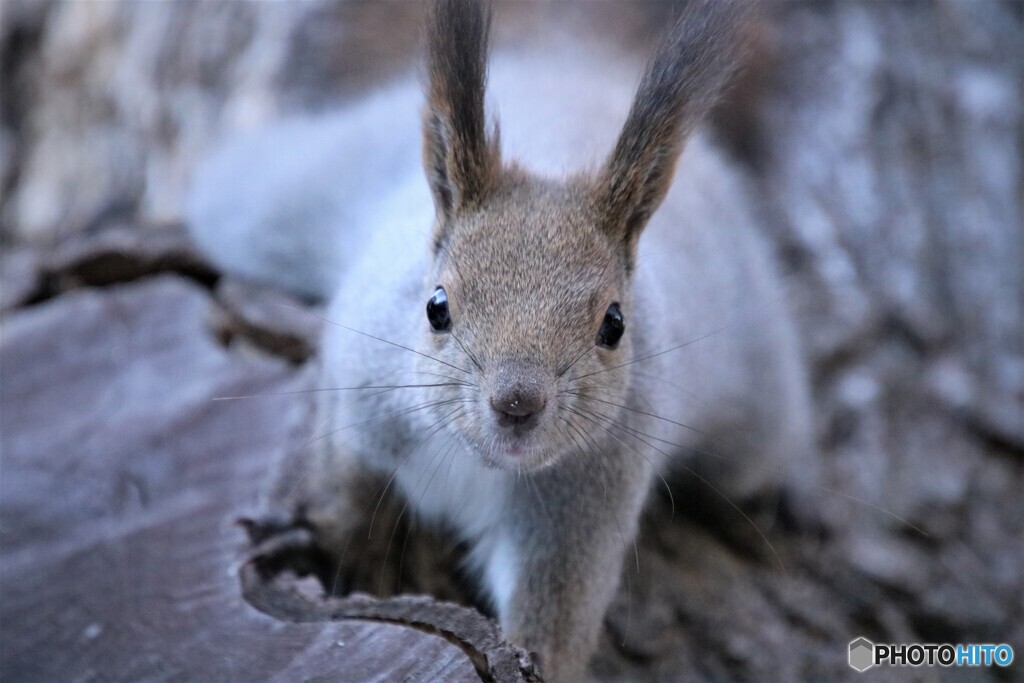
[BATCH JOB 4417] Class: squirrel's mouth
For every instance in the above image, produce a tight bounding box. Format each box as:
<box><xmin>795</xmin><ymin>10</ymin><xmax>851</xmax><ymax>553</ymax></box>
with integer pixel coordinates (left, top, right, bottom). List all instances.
<box><xmin>453</xmin><ymin>403</ymin><xmax>563</xmax><ymax>471</ymax></box>
<box><xmin>505</xmin><ymin>442</ymin><xmax>526</xmax><ymax>457</ymax></box>
<box><xmin>492</xmin><ymin>438</ymin><xmax>540</xmax><ymax>464</ymax></box>
<box><xmin>498</xmin><ymin>438</ymin><xmax>543</xmax><ymax>463</ymax></box>
<box><xmin>465</xmin><ymin>430</ymin><xmax>555</xmax><ymax>472</ymax></box>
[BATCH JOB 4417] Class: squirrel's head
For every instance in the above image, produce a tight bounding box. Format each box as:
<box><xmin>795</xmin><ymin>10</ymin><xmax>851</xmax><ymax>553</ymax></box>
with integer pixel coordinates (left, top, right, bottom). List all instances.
<box><xmin>418</xmin><ymin>0</ymin><xmax>745</xmax><ymax>471</ymax></box>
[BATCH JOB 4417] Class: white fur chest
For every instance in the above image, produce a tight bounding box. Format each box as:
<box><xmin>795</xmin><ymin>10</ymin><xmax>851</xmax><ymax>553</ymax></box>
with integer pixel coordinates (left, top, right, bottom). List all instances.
<box><xmin>392</xmin><ymin>439</ymin><xmax>510</xmax><ymax>544</ymax></box>
<box><xmin>391</xmin><ymin>440</ymin><xmax>520</xmax><ymax>618</ymax></box>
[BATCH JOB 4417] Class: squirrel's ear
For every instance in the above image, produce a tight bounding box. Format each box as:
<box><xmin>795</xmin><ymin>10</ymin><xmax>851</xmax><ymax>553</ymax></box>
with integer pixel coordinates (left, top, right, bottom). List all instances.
<box><xmin>422</xmin><ymin>0</ymin><xmax>498</xmax><ymax>232</ymax></box>
<box><xmin>593</xmin><ymin>0</ymin><xmax>749</xmax><ymax>251</ymax></box>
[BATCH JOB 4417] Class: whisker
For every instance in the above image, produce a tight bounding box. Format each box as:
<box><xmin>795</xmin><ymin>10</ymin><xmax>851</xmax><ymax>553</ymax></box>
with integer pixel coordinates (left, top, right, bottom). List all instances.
<box><xmin>568</xmin><ymin>380</ymin><xmax>661</xmax><ymax>412</ymax></box>
<box><xmin>308</xmin><ymin>396</ymin><xmax>472</xmax><ymax>449</ymax></box>
<box><xmin>568</xmin><ymin>327</ymin><xmax>726</xmax><ymax>382</ymax></box>
<box><xmin>368</xmin><ymin>407</ymin><xmax>465</xmax><ymax>539</ymax></box>
<box><xmin>396</xmin><ymin>516</ymin><xmax>415</xmax><ymax>593</ymax></box>
<box><xmin>557</xmin><ymin>341</ymin><xmax>596</xmax><ymax>378</ymax></box>
<box><xmin>579</xmin><ymin>422</ymin><xmax>636</xmax><ymax>571</ymax></box>
<box><xmin>632</xmin><ymin>370</ymin><xmax>710</xmax><ymax>407</ymax></box>
<box><xmin>277</xmin><ymin>303</ymin><xmax>471</xmax><ymax>375</ymax></box>
<box><xmin>378</xmin><ymin>499</ymin><xmax>409</xmax><ymax>595</ymax></box>
<box><xmin>442</xmin><ymin>432</ymin><xmax>465</xmax><ymax>504</ymax></box>
<box><xmin>213</xmin><ymin>382</ymin><xmax>473</xmax><ymax>401</ymax></box>
<box><xmin>449</xmin><ymin>415</ymin><xmax>488</xmax><ymax>523</ymax></box>
<box><xmin>292</xmin><ymin>385</ymin><xmax>435</xmax><ymax>495</ymax></box>
<box><xmin>434</xmin><ymin>250</ymin><xmax>493</xmax><ymax>377</ymax></box>
<box><xmin>554</xmin><ymin>417</ymin><xmax>581</xmax><ymax>511</ymax></box>
<box><xmin>389</xmin><ymin>431</ymin><xmax>460</xmax><ymax>590</ymax></box>
<box><xmin>675</xmin><ymin>462</ymin><xmax>786</xmax><ymax>574</ymax></box>
<box><xmin>822</xmin><ymin>487</ymin><xmax>930</xmax><ymax>538</ymax></box>
<box><xmin>450</xmin><ymin>329</ymin><xmax>484</xmax><ymax>371</ymax></box>
<box><xmin>417</xmin><ymin>433</ymin><xmax>462</xmax><ymax>513</ymax></box>
<box><xmin>559</xmin><ymin>412</ymin><xmax>637</xmax><ymax>646</ymax></box>
<box><xmin>567</xmin><ymin>398</ymin><xmax>736</xmax><ymax>465</ymax></box>
<box><xmin>588</xmin><ymin>414</ymin><xmax>786</xmax><ymax>574</ymax></box>
<box><xmin>565</xmin><ymin>405</ymin><xmax>676</xmax><ymax>519</ymax></box>
<box><xmin>523</xmin><ymin>465</ymin><xmax>553</xmax><ymax>529</ymax></box>
<box><xmin>554</xmin><ymin>257</ymin><xmax>622</xmax><ymax>378</ymax></box>
<box><xmin>562</xmin><ymin>391</ymin><xmax>710</xmax><ymax>441</ymax></box>
<box><xmin>408</xmin><ymin>370</ymin><xmax>474</xmax><ymax>383</ymax></box>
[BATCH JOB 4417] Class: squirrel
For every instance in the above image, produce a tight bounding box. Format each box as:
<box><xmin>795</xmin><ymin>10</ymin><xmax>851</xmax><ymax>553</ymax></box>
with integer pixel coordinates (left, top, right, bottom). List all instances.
<box><xmin>188</xmin><ymin>0</ymin><xmax>816</xmax><ymax>680</ymax></box>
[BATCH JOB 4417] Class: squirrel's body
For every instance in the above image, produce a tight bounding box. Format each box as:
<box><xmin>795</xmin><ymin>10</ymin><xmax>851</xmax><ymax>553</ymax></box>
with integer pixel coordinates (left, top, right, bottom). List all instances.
<box><xmin>189</xmin><ymin>3</ymin><xmax>813</xmax><ymax>680</ymax></box>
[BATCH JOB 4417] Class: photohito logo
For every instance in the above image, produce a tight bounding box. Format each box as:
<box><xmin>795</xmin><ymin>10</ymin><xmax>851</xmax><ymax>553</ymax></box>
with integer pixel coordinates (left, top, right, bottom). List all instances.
<box><xmin>848</xmin><ymin>637</ymin><xmax>1014</xmax><ymax>672</ymax></box>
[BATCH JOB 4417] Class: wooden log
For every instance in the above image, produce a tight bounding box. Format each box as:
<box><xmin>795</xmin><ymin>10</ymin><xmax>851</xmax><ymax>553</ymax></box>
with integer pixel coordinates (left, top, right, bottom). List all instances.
<box><xmin>0</xmin><ymin>271</ymin><xmax>530</xmax><ymax>682</ymax></box>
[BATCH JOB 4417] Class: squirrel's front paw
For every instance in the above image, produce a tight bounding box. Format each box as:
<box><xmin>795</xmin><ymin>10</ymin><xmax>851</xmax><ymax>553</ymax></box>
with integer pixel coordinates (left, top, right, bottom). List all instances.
<box><xmin>237</xmin><ymin>509</ymin><xmax>303</xmax><ymax>546</ymax></box>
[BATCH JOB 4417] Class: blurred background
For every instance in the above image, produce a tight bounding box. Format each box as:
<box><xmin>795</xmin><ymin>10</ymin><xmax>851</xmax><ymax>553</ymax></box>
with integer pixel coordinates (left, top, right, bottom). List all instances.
<box><xmin>1</xmin><ymin>1</ymin><xmax>1021</xmax><ymax>681</ymax></box>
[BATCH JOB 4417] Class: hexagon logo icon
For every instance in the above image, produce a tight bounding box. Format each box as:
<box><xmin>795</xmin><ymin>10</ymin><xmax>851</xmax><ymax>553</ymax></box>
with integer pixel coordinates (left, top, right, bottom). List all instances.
<box><xmin>849</xmin><ymin>637</ymin><xmax>875</xmax><ymax>672</ymax></box>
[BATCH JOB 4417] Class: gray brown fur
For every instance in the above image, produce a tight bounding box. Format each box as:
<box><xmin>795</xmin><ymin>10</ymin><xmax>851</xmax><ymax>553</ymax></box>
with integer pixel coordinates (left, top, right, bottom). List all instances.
<box><xmin>423</xmin><ymin>0</ymin><xmax>500</xmax><ymax>224</ymax></box>
<box><xmin>187</xmin><ymin>0</ymin><xmax>814</xmax><ymax>680</ymax></box>
<box><xmin>595</xmin><ymin>0</ymin><xmax>749</xmax><ymax>252</ymax></box>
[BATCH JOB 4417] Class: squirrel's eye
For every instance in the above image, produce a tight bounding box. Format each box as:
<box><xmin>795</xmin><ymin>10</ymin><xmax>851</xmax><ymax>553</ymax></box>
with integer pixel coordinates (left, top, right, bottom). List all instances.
<box><xmin>597</xmin><ymin>302</ymin><xmax>625</xmax><ymax>348</ymax></box>
<box><xmin>427</xmin><ymin>286</ymin><xmax>451</xmax><ymax>332</ymax></box>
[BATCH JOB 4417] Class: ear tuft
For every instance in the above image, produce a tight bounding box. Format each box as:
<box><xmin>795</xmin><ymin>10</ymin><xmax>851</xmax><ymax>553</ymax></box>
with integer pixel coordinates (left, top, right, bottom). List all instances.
<box><xmin>594</xmin><ymin>0</ymin><xmax>751</xmax><ymax>249</ymax></box>
<box><xmin>423</xmin><ymin>0</ymin><xmax>498</xmax><ymax>228</ymax></box>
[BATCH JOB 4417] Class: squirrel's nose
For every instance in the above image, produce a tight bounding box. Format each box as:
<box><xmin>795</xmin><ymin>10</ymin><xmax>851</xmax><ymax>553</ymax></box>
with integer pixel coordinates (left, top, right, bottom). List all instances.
<box><xmin>490</xmin><ymin>381</ymin><xmax>548</xmax><ymax>429</ymax></box>
<box><xmin>489</xmin><ymin>362</ymin><xmax>549</xmax><ymax>428</ymax></box>
<box><xmin>490</xmin><ymin>389</ymin><xmax>546</xmax><ymax>420</ymax></box>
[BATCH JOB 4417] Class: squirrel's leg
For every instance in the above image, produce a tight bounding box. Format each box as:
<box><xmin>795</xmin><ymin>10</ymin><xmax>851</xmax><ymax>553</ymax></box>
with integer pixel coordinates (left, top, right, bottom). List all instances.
<box><xmin>291</xmin><ymin>438</ymin><xmax>387</xmax><ymax>557</ymax></box>
<box><xmin>488</xmin><ymin>456</ymin><xmax>652</xmax><ymax>682</ymax></box>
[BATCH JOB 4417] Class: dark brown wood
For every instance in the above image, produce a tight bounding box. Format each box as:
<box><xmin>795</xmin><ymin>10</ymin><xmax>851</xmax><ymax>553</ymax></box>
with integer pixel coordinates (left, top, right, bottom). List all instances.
<box><xmin>239</xmin><ymin>528</ymin><xmax>539</xmax><ymax>683</ymax></box>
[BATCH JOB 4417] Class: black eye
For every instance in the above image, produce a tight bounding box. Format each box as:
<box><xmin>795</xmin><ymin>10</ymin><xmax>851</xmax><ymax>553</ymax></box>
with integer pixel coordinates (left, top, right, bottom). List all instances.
<box><xmin>427</xmin><ymin>286</ymin><xmax>451</xmax><ymax>332</ymax></box>
<box><xmin>597</xmin><ymin>302</ymin><xmax>625</xmax><ymax>348</ymax></box>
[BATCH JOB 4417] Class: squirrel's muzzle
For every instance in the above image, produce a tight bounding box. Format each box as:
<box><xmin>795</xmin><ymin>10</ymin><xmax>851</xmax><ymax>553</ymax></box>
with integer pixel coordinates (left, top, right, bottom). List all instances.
<box><xmin>488</xmin><ymin>362</ymin><xmax>549</xmax><ymax>430</ymax></box>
